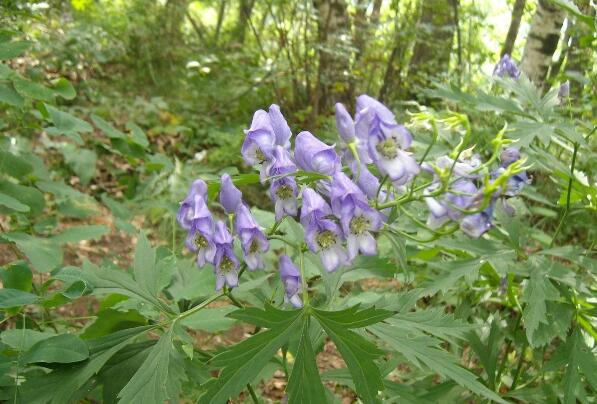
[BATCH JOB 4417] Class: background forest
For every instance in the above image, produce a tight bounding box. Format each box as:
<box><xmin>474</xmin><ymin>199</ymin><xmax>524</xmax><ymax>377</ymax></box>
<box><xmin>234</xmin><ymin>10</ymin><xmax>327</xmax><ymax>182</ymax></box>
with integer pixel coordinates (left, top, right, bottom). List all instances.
<box><xmin>1</xmin><ymin>0</ymin><xmax>596</xmax><ymax>403</ymax></box>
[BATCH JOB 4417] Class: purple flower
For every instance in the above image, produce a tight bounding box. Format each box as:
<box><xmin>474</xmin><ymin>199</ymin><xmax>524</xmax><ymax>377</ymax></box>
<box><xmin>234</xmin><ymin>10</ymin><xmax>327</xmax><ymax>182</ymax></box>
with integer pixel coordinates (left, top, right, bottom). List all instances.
<box><xmin>353</xmin><ymin>95</ymin><xmax>397</xmax><ymax>164</ymax></box>
<box><xmin>492</xmin><ymin>167</ymin><xmax>531</xmax><ymax>197</ymax></box>
<box><xmin>184</xmin><ymin>216</ymin><xmax>216</xmax><ymax>268</ymax></box>
<box><xmin>499</xmin><ymin>147</ymin><xmax>520</xmax><ymax>168</ymax></box>
<box><xmin>279</xmin><ymin>255</ymin><xmax>302</xmax><ymax>308</ymax></box>
<box><xmin>241</xmin><ymin>110</ymin><xmax>276</xmax><ymax>165</ymax></box>
<box><xmin>213</xmin><ymin>221</ymin><xmax>239</xmax><ymax>290</ymax></box>
<box><xmin>294</xmin><ymin>131</ymin><xmax>340</xmax><ymax>176</ymax></box>
<box><xmin>330</xmin><ymin>173</ymin><xmax>382</xmax><ymax>259</ymax></box>
<box><xmin>300</xmin><ymin>187</ymin><xmax>332</xmax><ymax>227</ymax></box>
<box><xmin>266</xmin><ymin>146</ymin><xmax>297</xmax><ymax>178</ymax></box>
<box><xmin>493</xmin><ymin>54</ymin><xmax>520</xmax><ymax>79</ymax></box>
<box><xmin>425</xmin><ymin>180</ymin><xmax>478</xmax><ymax>229</ymax></box>
<box><xmin>270</xmin><ymin>178</ymin><xmax>298</xmax><ymax>221</ymax></box>
<box><xmin>234</xmin><ymin>204</ymin><xmax>269</xmax><ymax>270</ymax></box>
<box><xmin>177</xmin><ymin>179</ymin><xmax>208</xmax><ymax>230</ymax></box>
<box><xmin>460</xmin><ymin>203</ymin><xmax>495</xmax><ymax>238</ymax></box>
<box><xmin>335</xmin><ymin>103</ymin><xmax>355</xmax><ymax>143</ymax></box>
<box><xmin>367</xmin><ymin>124</ymin><xmax>419</xmax><ymax>186</ymax></box>
<box><xmin>268</xmin><ymin>104</ymin><xmax>292</xmax><ymax>148</ymax></box>
<box><xmin>348</xmin><ymin>161</ymin><xmax>381</xmax><ymax>200</ymax></box>
<box><xmin>558</xmin><ymin>81</ymin><xmax>570</xmax><ymax>99</ymax></box>
<box><xmin>219</xmin><ymin>174</ymin><xmax>243</xmax><ymax>214</ymax></box>
<box><xmin>300</xmin><ymin>187</ymin><xmax>348</xmax><ymax>272</ymax></box>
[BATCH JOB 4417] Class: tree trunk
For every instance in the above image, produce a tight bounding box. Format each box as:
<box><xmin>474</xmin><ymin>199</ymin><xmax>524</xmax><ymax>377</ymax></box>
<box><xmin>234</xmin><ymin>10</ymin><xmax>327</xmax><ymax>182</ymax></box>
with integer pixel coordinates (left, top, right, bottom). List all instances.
<box><xmin>501</xmin><ymin>0</ymin><xmax>527</xmax><ymax>56</ymax></box>
<box><xmin>235</xmin><ymin>0</ymin><xmax>256</xmax><ymax>44</ymax></box>
<box><xmin>313</xmin><ymin>0</ymin><xmax>352</xmax><ymax>115</ymax></box>
<box><xmin>214</xmin><ymin>0</ymin><xmax>228</xmax><ymax>44</ymax></box>
<box><xmin>520</xmin><ymin>0</ymin><xmax>565</xmax><ymax>85</ymax></box>
<box><xmin>406</xmin><ymin>0</ymin><xmax>457</xmax><ymax>96</ymax></box>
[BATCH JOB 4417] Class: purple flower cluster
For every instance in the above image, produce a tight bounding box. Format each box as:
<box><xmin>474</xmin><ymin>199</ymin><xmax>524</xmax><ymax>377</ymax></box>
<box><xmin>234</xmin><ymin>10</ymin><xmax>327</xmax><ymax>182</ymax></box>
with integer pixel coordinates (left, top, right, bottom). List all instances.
<box><xmin>177</xmin><ymin>175</ymin><xmax>269</xmax><ymax>290</ymax></box>
<box><xmin>423</xmin><ymin>148</ymin><xmax>530</xmax><ymax>238</ymax></box>
<box><xmin>493</xmin><ymin>54</ymin><xmax>521</xmax><ymax>79</ymax></box>
<box><xmin>178</xmin><ymin>96</ymin><xmax>531</xmax><ymax>297</ymax></box>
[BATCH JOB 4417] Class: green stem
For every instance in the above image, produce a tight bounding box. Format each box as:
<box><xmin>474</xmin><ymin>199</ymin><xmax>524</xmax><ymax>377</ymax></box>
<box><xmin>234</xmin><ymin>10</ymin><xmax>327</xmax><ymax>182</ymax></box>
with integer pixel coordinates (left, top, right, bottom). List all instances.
<box><xmin>299</xmin><ymin>248</ymin><xmax>309</xmax><ymax>306</ymax></box>
<box><xmin>175</xmin><ymin>293</ymin><xmax>225</xmax><ymax>323</ymax></box>
<box><xmin>247</xmin><ymin>383</ymin><xmax>261</xmax><ymax>404</ymax></box>
<box><xmin>550</xmin><ymin>141</ymin><xmax>579</xmax><ymax>247</ymax></box>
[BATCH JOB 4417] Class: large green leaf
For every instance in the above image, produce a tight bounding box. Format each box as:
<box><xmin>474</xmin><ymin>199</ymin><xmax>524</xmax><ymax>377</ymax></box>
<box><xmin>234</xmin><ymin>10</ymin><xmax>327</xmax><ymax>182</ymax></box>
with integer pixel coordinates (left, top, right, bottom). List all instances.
<box><xmin>0</xmin><ymin>191</ymin><xmax>29</xmax><ymax>212</ymax></box>
<box><xmin>0</xmin><ymin>288</ymin><xmax>38</xmax><ymax>308</ymax></box>
<box><xmin>44</xmin><ymin>104</ymin><xmax>92</xmax><ymax>143</ymax></box>
<box><xmin>1</xmin><ymin>232</ymin><xmax>62</xmax><ymax>273</ymax></box>
<box><xmin>199</xmin><ymin>306</ymin><xmax>303</xmax><ymax>404</ymax></box>
<box><xmin>13</xmin><ymin>77</ymin><xmax>55</xmax><ymax>102</ymax></box>
<box><xmin>21</xmin><ymin>333</ymin><xmax>89</xmax><ymax>364</ymax></box>
<box><xmin>0</xmin><ymin>83</ymin><xmax>24</xmax><ymax>107</ymax></box>
<box><xmin>19</xmin><ymin>326</ymin><xmax>154</xmax><ymax>404</ymax></box>
<box><xmin>133</xmin><ymin>232</ymin><xmax>158</xmax><ymax>296</ymax></box>
<box><xmin>80</xmin><ymin>260</ymin><xmax>168</xmax><ymax>314</ymax></box>
<box><xmin>286</xmin><ymin>316</ymin><xmax>327</xmax><ymax>403</ymax></box>
<box><xmin>313</xmin><ymin>307</ymin><xmax>388</xmax><ymax>404</ymax></box>
<box><xmin>51</xmin><ymin>224</ymin><xmax>109</xmax><ymax>243</ymax></box>
<box><xmin>91</xmin><ymin>114</ymin><xmax>126</xmax><ymax>139</ymax></box>
<box><xmin>1</xmin><ymin>328</ymin><xmax>55</xmax><ymax>351</ymax></box>
<box><xmin>370</xmin><ymin>325</ymin><xmax>507</xmax><ymax>404</ymax></box>
<box><xmin>521</xmin><ymin>268</ymin><xmax>561</xmax><ymax>347</ymax></box>
<box><xmin>117</xmin><ymin>328</ymin><xmax>186</xmax><ymax>404</ymax></box>
<box><xmin>387</xmin><ymin>309</ymin><xmax>476</xmax><ymax>341</ymax></box>
<box><xmin>0</xmin><ymin>149</ymin><xmax>33</xmax><ymax>180</ymax></box>
<box><xmin>0</xmin><ymin>40</ymin><xmax>32</xmax><ymax>60</ymax></box>
<box><xmin>0</xmin><ymin>260</ymin><xmax>33</xmax><ymax>291</ymax></box>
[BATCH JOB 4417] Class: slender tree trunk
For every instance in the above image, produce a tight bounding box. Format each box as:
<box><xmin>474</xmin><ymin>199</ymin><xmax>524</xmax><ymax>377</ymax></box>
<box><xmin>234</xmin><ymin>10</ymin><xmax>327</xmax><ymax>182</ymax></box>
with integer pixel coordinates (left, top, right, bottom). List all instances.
<box><xmin>520</xmin><ymin>0</ymin><xmax>565</xmax><ymax>85</ymax></box>
<box><xmin>214</xmin><ymin>0</ymin><xmax>228</xmax><ymax>44</ymax></box>
<box><xmin>501</xmin><ymin>0</ymin><xmax>527</xmax><ymax>56</ymax></box>
<box><xmin>565</xmin><ymin>0</ymin><xmax>594</xmax><ymax>98</ymax></box>
<box><xmin>313</xmin><ymin>0</ymin><xmax>352</xmax><ymax>115</ymax></box>
<box><xmin>235</xmin><ymin>0</ymin><xmax>256</xmax><ymax>44</ymax></box>
<box><xmin>406</xmin><ymin>0</ymin><xmax>457</xmax><ymax>96</ymax></box>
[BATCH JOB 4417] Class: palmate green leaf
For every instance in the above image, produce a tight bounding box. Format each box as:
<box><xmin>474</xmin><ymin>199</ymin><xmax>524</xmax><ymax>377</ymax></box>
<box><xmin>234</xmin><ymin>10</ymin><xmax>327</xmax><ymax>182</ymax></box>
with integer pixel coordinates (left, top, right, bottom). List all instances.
<box><xmin>181</xmin><ymin>305</ymin><xmax>237</xmax><ymax>332</ymax></box>
<box><xmin>227</xmin><ymin>303</ymin><xmax>302</xmax><ymax>328</ymax></box>
<box><xmin>287</xmin><ymin>316</ymin><xmax>327</xmax><ymax>404</ymax></box>
<box><xmin>559</xmin><ymin>329</ymin><xmax>597</xmax><ymax>404</ymax></box>
<box><xmin>117</xmin><ymin>328</ymin><xmax>186</xmax><ymax>404</ymax></box>
<box><xmin>21</xmin><ymin>334</ymin><xmax>89</xmax><ymax>364</ymax></box>
<box><xmin>468</xmin><ymin>320</ymin><xmax>502</xmax><ymax>390</ymax></box>
<box><xmin>80</xmin><ymin>260</ymin><xmax>168</xmax><ymax>314</ymax></box>
<box><xmin>370</xmin><ymin>325</ymin><xmax>507</xmax><ymax>404</ymax></box>
<box><xmin>18</xmin><ymin>326</ymin><xmax>154</xmax><ymax>404</ymax></box>
<box><xmin>387</xmin><ymin>308</ymin><xmax>476</xmax><ymax>341</ymax></box>
<box><xmin>313</xmin><ymin>308</ymin><xmax>388</xmax><ymax>404</ymax></box>
<box><xmin>521</xmin><ymin>268</ymin><xmax>560</xmax><ymax>347</ymax></box>
<box><xmin>199</xmin><ymin>308</ymin><xmax>303</xmax><ymax>404</ymax></box>
<box><xmin>421</xmin><ymin>259</ymin><xmax>482</xmax><ymax>296</ymax></box>
<box><xmin>312</xmin><ymin>305</ymin><xmax>394</xmax><ymax>329</ymax></box>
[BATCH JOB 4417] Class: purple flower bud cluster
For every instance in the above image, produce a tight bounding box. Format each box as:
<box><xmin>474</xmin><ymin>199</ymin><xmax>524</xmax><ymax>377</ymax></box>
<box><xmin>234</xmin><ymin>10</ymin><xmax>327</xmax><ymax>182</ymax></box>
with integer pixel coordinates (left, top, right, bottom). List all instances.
<box><xmin>423</xmin><ymin>147</ymin><xmax>530</xmax><ymax>238</ymax></box>
<box><xmin>177</xmin><ymin>175</ymin><xmax>269</xmax><ymax>291</ymax></box>
<box><xmin>493</xmin><ymin>54</ymin><xmax>521</xmax><ymax>79</ymax></box>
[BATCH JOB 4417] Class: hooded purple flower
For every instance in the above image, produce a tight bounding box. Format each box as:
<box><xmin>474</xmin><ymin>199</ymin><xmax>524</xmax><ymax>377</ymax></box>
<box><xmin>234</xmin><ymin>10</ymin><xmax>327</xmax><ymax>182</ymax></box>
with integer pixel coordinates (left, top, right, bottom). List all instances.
<box><xmin>279</xmin><ymin>255</ymin><xmax>302</xmax><ymax>308</ymax></box>
<box><xmin>234</xmin><ymin>204</ymin><xmax>269</xmax><ymax>270</ymax></box>
<box><xmin>219</xmin><ymin>174</ymin><xmax>243</xmax><ymax>214</ymax></box>
<box><xmin>330</xmin><ymin>173</ymin><xmax>382</xmax><ymax>259</ymax></box>
<box><xmin>213</xmin><ymin>221</ymin><xmax>239</xmax><ymax>290</ymax></box>
<box><xmin>493</xmin><ymin>54</ymin><xmax>521</xmax><ymax>79</ymax></box>
<box><xmin>268</xmin><ymin>104</ymin><xmax>292</xmax><ymax>148</ymax></box>
<box><xmin>300</xmin><ymin>187</ymin><xmax>348</xmax><ymax>272</ymax></box>
<box><xmin>353</xmin><ymin>94</ymin><xmax>398</xmax><ymax>164</ymax></box>
<box><xmin>425</xmin><ymin>180</ymin><xmax>478</xmax><ymax>229</ymax></box>
<box><xmin>177</xmin><ymin>179</ymin><xmax>208</xmax><ymax>230</ymax></box>
<box><xmin>266</xmin><ymin>146</ymin><xmax>298</xmax><ymax>220</ymax></box>
<box><xmin>294</xmin><ymin>131</ymin><xmax>340</xmax><ymax>176</ymax></box>
<box><xmin>348</xmin><ymin>161</ymin><xmax>380</xmax><ymax>200</ymax></box>
<box><xmin>241</xmin><ymin>110</ymin><xmax>276</xmax><ymax>165</ymax></box>
<box><xmin>335</xmin><ymin>103</ymin><xmax>355</xmax><ymax>143</ymax></box>
<box><xmin>370</xmin><ymin>126</ymin><xmax>419</xmax><ymax>185</ymax></box>
<box><xmin>493</xmin><ymin>148</ymin><xmax>531</xmax><ymax>196</ymax></box>
<box><xmin>558</xmin><ymin>81</ymin><xmax>570</xmax><ymax>99</ymax></box>
<box><xmin>184</xmin><ymin>202</ymin><xmax>216</xmax><ymax>268</ymax></box>
<box><xmin>460</xmin><ymin>202</ymin><xmax>495</xmax><ymax>238</ymax></box>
